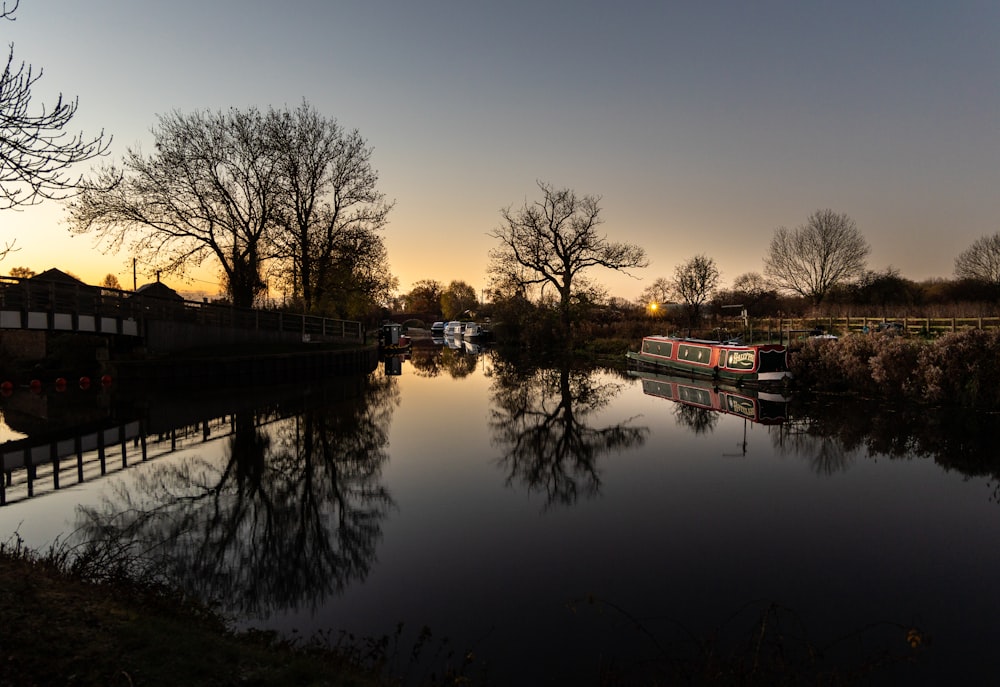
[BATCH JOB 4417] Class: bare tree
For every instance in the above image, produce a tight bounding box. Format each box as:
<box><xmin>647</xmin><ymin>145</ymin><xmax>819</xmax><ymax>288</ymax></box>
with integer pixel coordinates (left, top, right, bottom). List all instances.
<box><xmin>763</xmin><ymin>209</ymin><xmax>869</xmax><ymax>304</ymax></box>
<box><xmin>1</xmin><ymin>0</ymin><xmax>109</xmax><ymax>216</ymax></box>
<box><xmin>672</xmin><ymin>254</ymin><xmax>719</xmax><ymax>324</ymax></box>
<box><xmin>99</xmin><ymin>273</ymin><xmax>121</xmax><ymax>289</ymax></box>
<box><xmin>954</xmin><ymin>232</ymin><xmax>1000</xmax><ymax>286</ymax></box>
<box><xmin>640</xmin><ymin>277</ymin><xmax>672</xmax><ymax>307</ymax></box>
<box><xmin>488</xmin><ymin>181</ymin><xmax>647</xmax><ymax>343</ymax></box>
<box><xmin>68</xmin><ymin>108</ymin><xmax>279</xmax><ymax>307</ymax></box>
<box><xmin>268</xmin><ymin>101</ymin><xmax>393</xmax><ymax>311</ymax></box>
<box><xmin>8</xmin><ymin>264</ymin><xmax>32</xmax><ymax>278</ymax></box>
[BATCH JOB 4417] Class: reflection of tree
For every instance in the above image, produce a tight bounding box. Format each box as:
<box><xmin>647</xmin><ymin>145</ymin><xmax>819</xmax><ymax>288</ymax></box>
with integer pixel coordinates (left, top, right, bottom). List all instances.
<box><xmin>71</xmin><ymin>374</ymin><xmax>398</xmax><ymax>618</ymax></box>
<box><xmin>490</xmin><ymin>356</ymin><xmax>648</xmax><ymax>509</ymax></box>
<box><xmin>407</xmin><ymin>344</ymin><xmax>480</xmax><ymax>379</ymax></box>
<box><xmin>775</xmin><ymin>398</ymin><xmax>1000</xmax><ymax>483</ymax></box>
<box><xmin>773</xmin><ymin>421</ymin><xmax>854</xmax><ymax>475</ymax></box>
<box><xmin>408</xmin><ymin>345</ymin><xmax>444</xmax><ymax>377</ymax></box>
<box><xmin>441</xmin><ymin>346</ymin><xmax>478</xmax><ymax>378</ymax></box>
<box><xmin>672</xmin><ymin>404</ymin><xmax>719</xmax><ymax>434</ymax></box>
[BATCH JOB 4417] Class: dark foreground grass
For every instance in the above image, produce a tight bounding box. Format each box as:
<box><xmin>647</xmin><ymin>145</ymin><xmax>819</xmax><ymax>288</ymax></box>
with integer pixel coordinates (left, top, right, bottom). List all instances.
<box><xmin>0</xmin><ymin>542</ymin><xmax>383</xmax><ymax>687</ymax></box>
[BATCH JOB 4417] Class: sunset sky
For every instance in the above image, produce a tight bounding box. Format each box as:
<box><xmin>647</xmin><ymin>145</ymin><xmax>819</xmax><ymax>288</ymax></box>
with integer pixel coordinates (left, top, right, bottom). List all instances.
<box><xmin>4</xmin><ymin>0</ymin><xmax>998</xmax><ymax>301</ymax></box>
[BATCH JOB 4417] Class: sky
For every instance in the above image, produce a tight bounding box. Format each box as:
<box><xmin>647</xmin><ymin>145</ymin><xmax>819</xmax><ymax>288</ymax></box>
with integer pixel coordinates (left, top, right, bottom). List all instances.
<box><xmin>3</xmin><ymin>0</ymin><xmax>998</xmax><ymax>301</ymax></box>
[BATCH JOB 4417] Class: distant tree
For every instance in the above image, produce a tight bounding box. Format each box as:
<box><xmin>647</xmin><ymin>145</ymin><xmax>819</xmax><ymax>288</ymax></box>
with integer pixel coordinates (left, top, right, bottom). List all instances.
<box><xmin>720</xmin><ymin>271</ymin><xmax>781</xmax><ymax>315</ymax></box>
<box><xmin>310</xmin><ymin>223</ymin><xmax>397</xmax><ymax>319</ymax></box>
<box><xmin>268</xmin><ymin>101</ymin><xmax>393</xmax><ymax>311</ymax></box>
<box><xmin>954</xmin><ymin>232</ymin><xmax>1000</xmax><ymax>286</ymax></box>
<box><xmin>8</xmin><ymin>265</ymin><xmax>33</xmax><ymax>278</ymax></box>
<box><xmin>99</xmin><ymin>273</ymin><xmax>121</xmax><ymax>290</ymax></box>
<box><xmin>68</xmin><ymin>108</ymin><xmax>278</xmax><ymax>307</ymax></box>
<box><xmin>0</xmin><ymin>0</ymin><xmax>109</xmax><ymax>213</ymax></box>
<box><xmin>841</xmin><ymin>266</ymin><xmax>921</xmax><ymax>308</ymax></box>
<box><xmin>763</xmin><ymin>209</ymin><xmax>869</xmax><ymax>304</ymax></box>
<box><xmin>404</xmin><ymin>279</ymin><xmax>443</xmax><ymax>314</ymax></box>
<box><xmin>671</xmin><ymin>255</ymin><xmax>719</xmax><ymax>324</ymax></box>
<box><xmin>640</xmin><ymin>277</ymin><xmax>672</xmax><ymax>307</ymax></box>
<box><xmin>488</xmin><ymin>181</ymin><xmax>647</xmax><ymax>345</ymax></box>
<box><xmin>440</xmin><ymin>280</ymin><xmax>479</xmax><ymax>320</ymax></box>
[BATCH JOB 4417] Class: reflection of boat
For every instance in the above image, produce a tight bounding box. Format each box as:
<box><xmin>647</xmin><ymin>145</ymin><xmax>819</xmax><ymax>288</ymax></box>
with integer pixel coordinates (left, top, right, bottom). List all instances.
<box><xmin>463</xmin><ymin>322</ymin><xmax>490</xmax><ymax>341</ymax></box>
<box><xmin>630</xmin><ymin>370</ymin><xmax>790</xmax><ymax>425</ymax></box>
<box><xmin>627</xmin><ymin>335</ymin><xmax>791</xmax><ymax>387</ymax></box>
<box><xmin>382</xmin><ymin>354</ymin><xmax>406</xmax><ymax>376</ymax></box>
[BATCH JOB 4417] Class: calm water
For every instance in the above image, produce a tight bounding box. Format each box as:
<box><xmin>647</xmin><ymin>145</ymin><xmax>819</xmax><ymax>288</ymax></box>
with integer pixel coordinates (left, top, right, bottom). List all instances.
<box><xmin>2</xmin><ymin>343</ymin><xmax>1000</xmax><ymax>684</ymax></box>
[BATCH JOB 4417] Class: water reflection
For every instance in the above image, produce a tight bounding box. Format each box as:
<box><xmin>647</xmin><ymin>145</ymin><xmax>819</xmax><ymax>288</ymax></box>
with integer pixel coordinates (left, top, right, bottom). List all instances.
<box><xmin>69</xmin><ymin>374</ymin><xmax>399</xmax><ymax>619</ymax></box>
<box><xmin>488</xmin><ymin>355</ymin><xmax>649</xmax><ymax>508</ymax></box>
<box><xmin>408</xmin><ymin>342</ymin><xmax>480</xmax><ymax>378</ymax></box>
<box><xmin>778</xmin><ymin>398</ymin><xmax>1000</xmax><ymax>485</ymax></box>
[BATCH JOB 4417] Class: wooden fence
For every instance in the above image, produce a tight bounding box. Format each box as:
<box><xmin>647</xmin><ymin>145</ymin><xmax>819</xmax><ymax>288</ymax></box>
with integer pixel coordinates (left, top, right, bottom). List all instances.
<box><xmin>732</xmin><ymin>316</ymin><xmax>1000</xmax><ymax>344</ymax></box>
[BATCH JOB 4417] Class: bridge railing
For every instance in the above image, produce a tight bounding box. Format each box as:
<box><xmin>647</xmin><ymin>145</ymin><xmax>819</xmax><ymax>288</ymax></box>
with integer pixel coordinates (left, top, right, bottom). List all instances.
<box><xmin>0</xmin><ymin>276</ymin><xmax>363</xmax><ymax>343</ymax></box>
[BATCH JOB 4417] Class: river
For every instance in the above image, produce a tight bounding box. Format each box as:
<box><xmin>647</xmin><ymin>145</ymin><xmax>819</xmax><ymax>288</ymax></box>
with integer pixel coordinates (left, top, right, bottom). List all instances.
<box><xmin>2</xmin><ymin>342</ymin><xmax>999</xmax><ymax>684</ymax></box>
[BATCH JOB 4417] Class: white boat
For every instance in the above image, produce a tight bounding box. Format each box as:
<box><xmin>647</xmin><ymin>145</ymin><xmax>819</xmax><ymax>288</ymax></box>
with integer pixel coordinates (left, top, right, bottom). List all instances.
<box><xmin>444</xmin><ymin>321</ymin><xmax>464</xmax><ymax>338</ymax></box>
<box><xmin>463</xmin><ymin>322</ymin><xmax>491</xmax><ymax>341</ymax></box>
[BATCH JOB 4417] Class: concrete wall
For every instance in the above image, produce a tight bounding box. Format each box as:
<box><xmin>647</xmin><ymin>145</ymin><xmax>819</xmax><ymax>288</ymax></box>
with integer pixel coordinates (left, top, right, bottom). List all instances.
<box><xmin>0</xmin><ymin>330</ymin><xmax>46</xmax><ymax>360</ymax></box>
<box><xmin>144</xmin><ymin>319</ymin><xmax>310</xmax><ymax>353</ymax></box>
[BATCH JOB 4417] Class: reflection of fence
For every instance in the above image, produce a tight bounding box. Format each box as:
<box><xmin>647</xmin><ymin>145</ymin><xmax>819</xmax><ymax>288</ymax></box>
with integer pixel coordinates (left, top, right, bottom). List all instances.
<box><xmin>0</xmin><ymin>276</ymin><xmax>363</xmax><ymax>343</ymax></box>
<box><xmin>0</xmin><ymin>416</ymin><xmax>237</xmax><ymax>507</ymax></box>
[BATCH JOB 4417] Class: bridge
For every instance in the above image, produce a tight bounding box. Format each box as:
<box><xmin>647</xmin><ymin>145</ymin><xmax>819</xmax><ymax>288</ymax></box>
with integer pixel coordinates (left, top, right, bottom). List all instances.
<box><xmin>0</xmin><ymin>273</ymin><xmax>364</xmax><ymax>354</ymax></box>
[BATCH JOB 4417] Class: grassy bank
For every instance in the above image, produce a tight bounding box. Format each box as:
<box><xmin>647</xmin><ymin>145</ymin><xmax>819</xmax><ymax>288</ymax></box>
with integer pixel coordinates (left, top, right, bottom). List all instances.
<box><xmin>0</xmin><ymin>540</ymin><xmax>383</xmax><ymax>687</ymax></box>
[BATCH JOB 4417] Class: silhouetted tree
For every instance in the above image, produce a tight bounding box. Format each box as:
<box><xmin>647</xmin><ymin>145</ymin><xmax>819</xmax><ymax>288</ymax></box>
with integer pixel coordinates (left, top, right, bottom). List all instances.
<box><xmin>954</xmin><ymin>232</ymin><xmax>1000</xmax><ymax>286</ymax></box>
<box><xmin>640</xmin><ymin>277</ymin><xmax>672</xmax><ymax>309</ymax></box>
<box><xmin>68</xmin><ymin>108</ymin><xmax>277</xmax><ymax>307</ymax></box>
<box><xmin>488</xmin><ymin>182</ymin><xmax>647</xmax><ymax>346</ymax></box>
<box><xmin>0</xmin><ymin>0</ymin><xmax>109</xmax><ymax>258</ymax></box>
<box><xmin>268</xmin><ymin>101</ymin><xmax>393</xmax><ymax>311</ymax></box>
<box><xmin>764</xmin><ymin>209</ymin><xmax>869</xmax><ymax>304</ymax></box>
<box><xmin>672</xmin><ymin>255</ymin><xmax>719</xmax><ymax>324</ymax></box>
<box><xmin>99</xmin><ymin>273</ymin><xmax>121</xmax><ymax>290</ymax></box>
<box><xmin>440</xmin><ymin>280</ymin><xmax>479</xmax><ymax>320</ymax></box>
<box><xmin>404</xmin><ymin>279</ymin><xmax>444</xmax><ymax>314</ymax></box>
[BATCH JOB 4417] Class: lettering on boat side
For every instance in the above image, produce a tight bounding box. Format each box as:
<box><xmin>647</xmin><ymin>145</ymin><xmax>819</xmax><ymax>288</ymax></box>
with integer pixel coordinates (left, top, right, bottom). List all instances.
<box><xmin>726</xmin><ymin>350</ymin><xmax>756</xmax><ymax>370</ymax></box>
<box><xmin>726</xmin><ymin>396</ymin><xmax>756</xmax><ymax>419</ymax></box>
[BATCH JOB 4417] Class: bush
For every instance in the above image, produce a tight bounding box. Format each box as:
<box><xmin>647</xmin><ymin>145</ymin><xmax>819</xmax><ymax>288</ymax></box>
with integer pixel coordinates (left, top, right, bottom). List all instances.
<box><xmin>916</xmin><ymin>328</ymin><xmax>1000</xmax><ymax>407</ymax></box>
<box><xmin>791</xmin><ymin>328</ymin><xmax>1000</xmax><ymax>409</ymax></box>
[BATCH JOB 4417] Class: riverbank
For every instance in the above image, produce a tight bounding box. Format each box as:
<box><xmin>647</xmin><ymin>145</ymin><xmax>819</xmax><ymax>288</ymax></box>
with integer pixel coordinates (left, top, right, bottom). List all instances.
<box><xmin>0</xmin><ymin>542</ymin><xmax>384</xmax><ymax>687</ymax></box>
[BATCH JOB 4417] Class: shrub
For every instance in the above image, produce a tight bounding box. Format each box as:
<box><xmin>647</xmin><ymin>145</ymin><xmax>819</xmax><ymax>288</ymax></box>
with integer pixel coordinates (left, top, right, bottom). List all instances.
<box><xmin>915</xmin><ymin>328</ymin><xmax>1000</xmax><ymax>407</ymax></box>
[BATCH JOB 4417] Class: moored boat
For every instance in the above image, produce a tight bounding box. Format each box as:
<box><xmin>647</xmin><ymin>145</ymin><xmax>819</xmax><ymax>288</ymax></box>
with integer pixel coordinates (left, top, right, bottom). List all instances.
<box><xmin>626</xmin><ymin>335</ymin><xmax>791</xmax><ymax>387</ymax></box>
<box><xmin>378</xmin><ymin>322</ymin><xmax>412</xmax><ymax>353</ymax></box>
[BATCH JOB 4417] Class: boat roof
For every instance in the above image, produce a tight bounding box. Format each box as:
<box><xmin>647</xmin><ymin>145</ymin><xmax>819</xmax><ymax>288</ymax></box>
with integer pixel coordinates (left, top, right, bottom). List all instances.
<box><xmin>642</xmin><ymin>334</ymin><xmax>782</xmax><ymax>349</ymax></box>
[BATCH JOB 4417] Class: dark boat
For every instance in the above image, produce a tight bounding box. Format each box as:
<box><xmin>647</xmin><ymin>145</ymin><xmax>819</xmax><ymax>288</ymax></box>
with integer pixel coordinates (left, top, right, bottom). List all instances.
<box><xmin>626</xmin><ymin>335</ymin><xmax>791</xmax><ymax>387</ymax></box>
<box><xmin>377</xmin><ymin>322</ymin><xmax>411</xmax><ymax>353</ymax></box>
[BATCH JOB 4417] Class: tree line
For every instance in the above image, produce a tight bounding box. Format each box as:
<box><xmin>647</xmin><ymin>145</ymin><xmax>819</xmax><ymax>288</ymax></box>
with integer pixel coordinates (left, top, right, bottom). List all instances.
<box><xmin>4</xmin><ymin>0</ymin><xmax>998</xmax><ymax>338</ymax></box>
